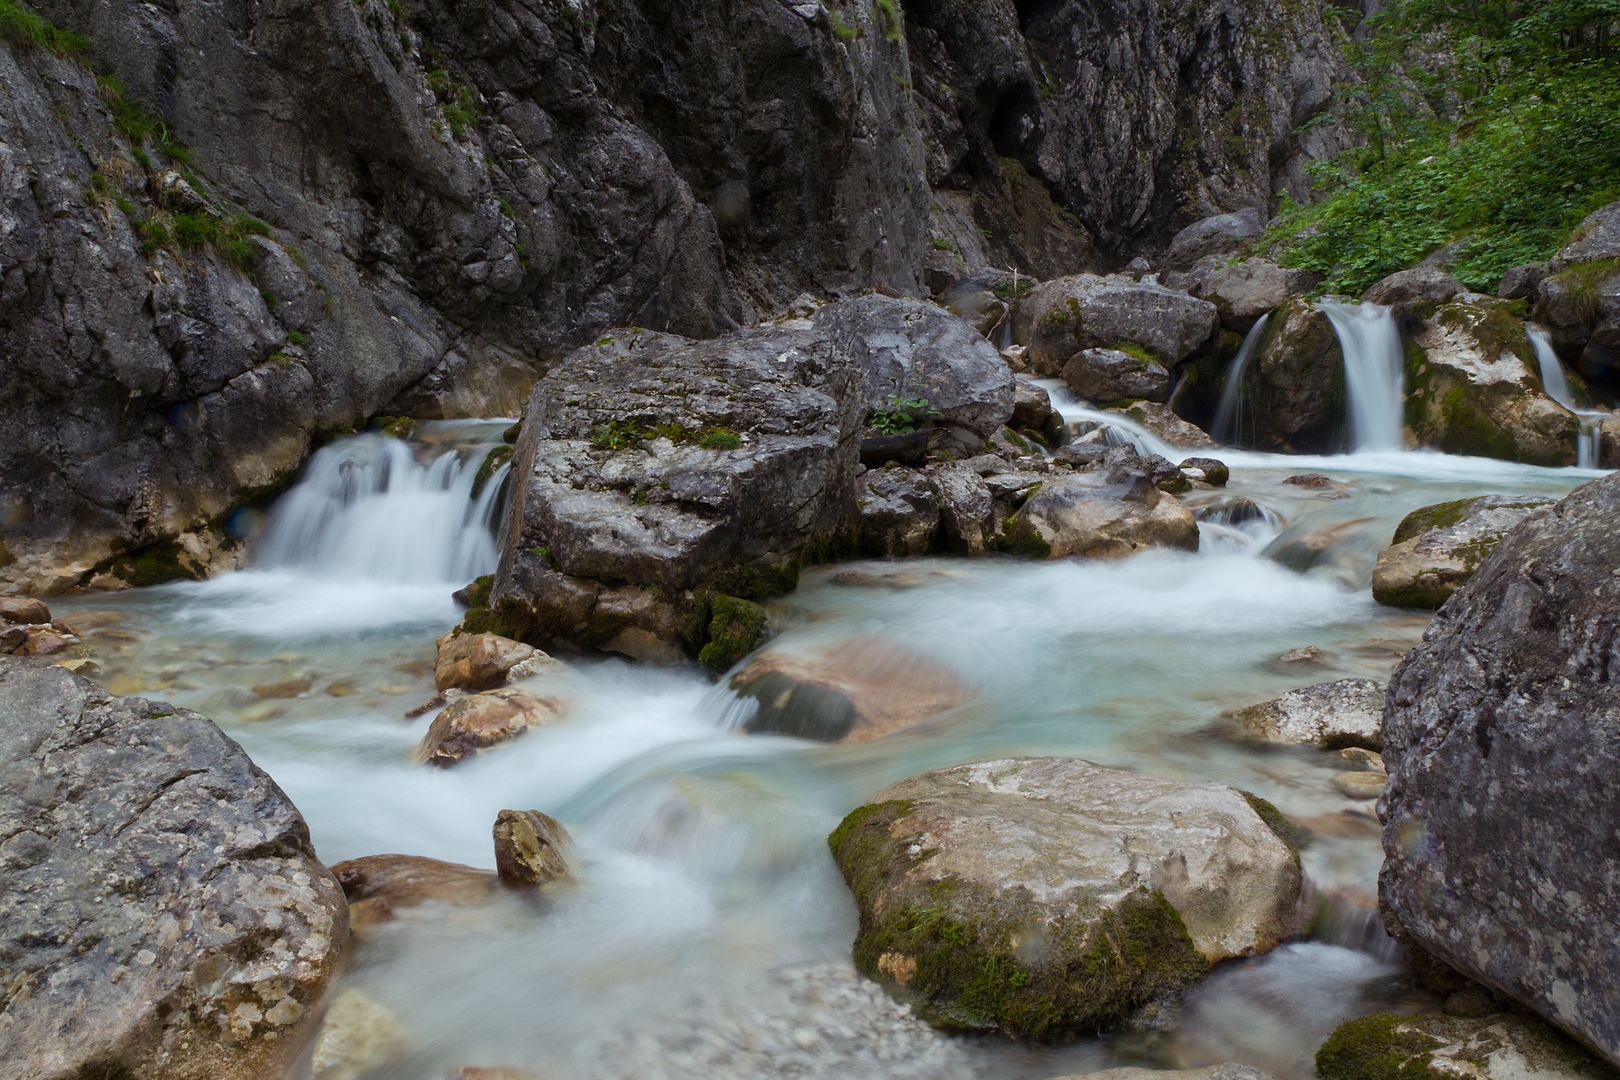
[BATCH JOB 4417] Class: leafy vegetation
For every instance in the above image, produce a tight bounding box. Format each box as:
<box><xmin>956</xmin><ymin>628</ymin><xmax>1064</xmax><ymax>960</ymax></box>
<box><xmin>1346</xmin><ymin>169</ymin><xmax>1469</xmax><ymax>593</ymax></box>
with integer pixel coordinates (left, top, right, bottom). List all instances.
<box><xmin>870</xmin><ymin>394</ymin><xmax>940</xmax><ymax>435</ymax></box>
<box><xmin>1265</xmin><ymin>0</ymin><xmax>1620</xmax><ymax>295</ymax></box>
<box><xmin>0</xmin><ymin>0</ymin><xmax>85</xmax><ymax>52</ymax></box>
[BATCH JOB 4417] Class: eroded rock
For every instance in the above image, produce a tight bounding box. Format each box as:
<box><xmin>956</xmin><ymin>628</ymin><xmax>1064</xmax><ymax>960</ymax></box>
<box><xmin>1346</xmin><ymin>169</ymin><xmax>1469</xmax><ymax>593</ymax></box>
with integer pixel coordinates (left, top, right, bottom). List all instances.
<box><xmin>1381</xmin><ymin>474</ymin><xmax>1620</xmax><ymax>1065</ymax></box>
<box><xmin>828</xmin><ymin>758</ymin><xmax>1301</xmax><ymax>1037</ymax></box>
<box><xmin>435</xmin><ymin>632</ymin><xmax>538</xmax><ymax>692</ymax></box>
<box><xmin>492</xmin><ymin>809</ymin><xmax>572</xmax><ymax>888</ymax></box>
<box><xmin>857</xmin><ymin>467</ymin><xmax>941</xmax><ymax>558</ymax></box>
<box><xmin>1372</xmin><ymin>495</ymin><xmax>1556</xmax><ymax>609</ymax></box>
<box><xmin>330</xmin><ymin>855</ymin><xmax>499</xmax><ymax>927</ymax></box>
<box><xmin>1063</xmin><ymin>347</ymin><xmax>1171</xmax><ymax>403</ymax></box>
<box><xmin>1230</xmin><ymin>679</ymin><xmax>1385</xmax><ymax>750</ymax></box>
<box><xmin>0</xmin><ymin>657</ymin><xmax>349</xmax><ymax>1079</ymax></box>
<box><xmin>417</xmin><ymin>688</ymin><xmax>563</xmax><ymax>767</ymax></box>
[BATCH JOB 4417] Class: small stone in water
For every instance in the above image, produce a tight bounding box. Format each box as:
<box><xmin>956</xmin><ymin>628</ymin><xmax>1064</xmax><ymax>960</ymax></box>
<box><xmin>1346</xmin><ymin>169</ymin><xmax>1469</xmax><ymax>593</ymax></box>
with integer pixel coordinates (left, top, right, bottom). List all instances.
<box><xmin>253</xmin><ymin>677</ymin><xmax>313</xmax><ymax>699</ymax></box>
<box><xmin>1332</xmin><ymin>772</ymin><xmax>1387</xmax><ymax>800</ymax></box>
<box><xmin>1336</xmin><ymin>747</ymin><xmax>1385</xmax><ymax>773</ymax></box>
<box><xmin>492</xmin><ymin>809</ymin><xmax>572</xmax><ymax>887</ymax></box>
<box><xmin>1278</xmin><ymin>645</ymin><xmax>1325</xmax><ymax>664</ymax></box>
<box><xmin>326</xmin><ymin>680</ymin><xmax>359</xmax><ymax>697</ymax></box>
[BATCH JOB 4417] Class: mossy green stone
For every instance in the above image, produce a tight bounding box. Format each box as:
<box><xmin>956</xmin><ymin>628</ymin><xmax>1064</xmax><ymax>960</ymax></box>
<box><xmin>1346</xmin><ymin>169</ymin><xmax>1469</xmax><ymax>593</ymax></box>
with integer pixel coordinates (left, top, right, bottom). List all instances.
<box><xmin>698</xmin><ymin>594</ymin><xmax>769</xmax><ymax>674</ymax></box>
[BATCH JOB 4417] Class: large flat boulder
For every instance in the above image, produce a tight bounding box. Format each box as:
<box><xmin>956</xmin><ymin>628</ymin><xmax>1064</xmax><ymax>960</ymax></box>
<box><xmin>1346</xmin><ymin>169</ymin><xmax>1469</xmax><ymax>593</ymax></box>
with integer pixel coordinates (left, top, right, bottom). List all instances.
<box><xmin>1381</xmin><ymin>474</ymin><xmax>1620</xmax><ymax>1066</ymax></box>
<box><xmin>1016</xmin><ymin>274</ymin><xmax>1218</xmax><ymax>375</ymax></box>
<box><xmin>813</xmin><ymin>295</ymin><xmax>1015</xmax><ymax>451</ymax></box>
<box><xmin>828</xmin><ymin>758</ymin><xmax>1301</xmax><ymax>1037</ymax></box>
<box><xmin>0</xmin><ymin>658</ymin><xmax>349</xmax><ymax>1079</ymax></box>
<box><xmin>1408</xmin><ymin>300</ymin><xmax>1580</xmax><ymax>466</ymax></box>
<box><xmin>1372</xmin><ymin>494</ymin><xmax>1556</xmax><ymax>609</ymax></box>
<box><xmin>491</xmin><ymin>325</ymin><xmax>861</xmax><ymax>659</ymax></box>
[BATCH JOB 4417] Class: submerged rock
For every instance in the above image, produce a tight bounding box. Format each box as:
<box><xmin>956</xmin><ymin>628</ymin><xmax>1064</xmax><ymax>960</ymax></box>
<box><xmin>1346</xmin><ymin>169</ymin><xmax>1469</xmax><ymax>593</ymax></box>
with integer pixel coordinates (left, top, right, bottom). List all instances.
<box><xmin>417</xmin><ymin>688</ymin><xmax>563</xmax><ymax>767</ymax></box>
<box><xmin>1317</xmin><ymin>1011</ymin><xmax>1619</xmax><ymax>1080</ymax></box>
<box><xmin>1017</xmin><ymin>274</ymin><xmax>1219</xmax><ymax>375</ymax></box>
<box><xmin>435</xmin><ymin>632</ymin><xmax>537</xmax><ymax>692</ymax></box>
<box><xmin>330</xmin><ymin>855</ymin><xmax>499</xmax><ymax>927</ymax></box>
<box><xmin>1407</xmin><ymin>300</ymin><xmax>1579</xmax><ymax>466</ymax></box>
<box><xmin>1371</xmin><ymin>494</ymin><xmax>1556</xmax><ymax>609</ymax></box>
<box><xmin>1381</xmin><ymin>474</ymin><xmax>1620</xmax><ymax>1066</ymax></box>
<box><xmin>730</xmin><ymin>638</ymin><xmax>973</xmax><ymax>744</ymax></box>
<box><xmin>308</xmin><ymin>988</ymin><xmax>407</xmax><ymax>1080</ymax></box>
<box><xmin>1229</xmin><ymin>679</ymin><xmax>1385</xmax><ymax>750</ymax></box>
<box><xmin>0</xmin><ymin>657</ymin><xmax>349</xmax><ymax>1079</ymax></box>
<box><xmin>828</xmin><ymin>758</ymin><xmax>1301</xmax><ymax>1037</ymax></box>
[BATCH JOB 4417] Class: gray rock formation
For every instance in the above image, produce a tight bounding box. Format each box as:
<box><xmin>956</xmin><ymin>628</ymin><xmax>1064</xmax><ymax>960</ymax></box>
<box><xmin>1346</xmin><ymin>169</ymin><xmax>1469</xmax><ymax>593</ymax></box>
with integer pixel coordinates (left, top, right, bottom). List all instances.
<box><xmin>828</xmin><ymin>757</ymin><xmax>1301</xmax><ymax>1037</ymax></box>
<box><xmin>857</xmin><ymin>466</ymin><xmax>941</xmax><ymax>559</ymax></box>
<box><xmin>1362</xmin><ymin>266</ymin><xmax>1467</xmax><ymax>307</ymax></box>
<box><xmin>1408</xmin><ymin>300</ymin><xmax>1579</xmax><ymax>466</ymax></box>
<box><xmin>1533</xmin><ymin>200</ymin><xmax>1620</xmax><ymax>368</ymax></box>
<box><xmin>1240</xmin><ymin>299</ymin><xmax>1346</xmax><ymax>452</ymax></box>
<box><xmin>813</xmin><ymin>295</ymin><xmax>1014</xmax><ymax>451</ymax></box>
<box><xmin>1230</xmin><ymin>678</ymin><xmax>1385</xmax><ymax>749</ymax></box>
<box><xmin>1381</xmin><ymin>473</ymin><xmax>1620</xmax><ymax>1067</ymax></box>
<box><xmin>1372</xmin><ymin>494</ymin><xmax>1557</xmax><ymax>609</ymax></box>
<box><xmin>1189</xmin><ymin>258</ymin><xmax>1318</xmax><ymax>332</ymax></box>
<box><xmin>1008</xmin><ymin>466</ymin><xmax>1199</xmax><ymax>560</ymax></box>
<box><xmin>0</xmin><ymin>657</ymin><xmax>349</xmax><ymax>1080</ymax></box>
<box><xmin>1063</xmin><ymin>347</ymin><xmax>1172</xmax><ymax>403</ymax></box>
<box><xmin>1317</xmin><ymin>1011</ymin><xmax>1617</xmax><ymax>1080</ymax></box>
<box><xmin>1161</xmin><ymin>208</ymin><xmax>1265</xmax><ymax>271</ymax></box>
<box><xmin>491</xmin><ymin>324</ymin><xmax>860</xmax><ymax>659</ymax></box>
<box><xmin>1017</xmin><ymin>274</ymin><xmax>1219</xmax><ymax>374</ymax></box>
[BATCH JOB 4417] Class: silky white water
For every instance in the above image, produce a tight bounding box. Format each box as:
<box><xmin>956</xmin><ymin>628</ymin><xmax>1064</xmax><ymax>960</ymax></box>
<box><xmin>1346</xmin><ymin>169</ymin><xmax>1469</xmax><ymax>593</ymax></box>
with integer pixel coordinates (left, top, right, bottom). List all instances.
<box><xmin>46</xmin><ymin>419</ymin><xmax>1610</xmax><ymax>1080</ymax></box>
<box><xmin>1321</xmin><ymin>304</ymin><xmax>1406</xmax><ymax>453</ymax></box>
<box><xmin>1211</xmin><ymin>313</ymin><xmax>1271</xmax><ymax>447</ymax></box>
<box><xmin>1529</xmin><ymin>324</ymin><xmax>1608</xmax><ymax>469</ymax></box>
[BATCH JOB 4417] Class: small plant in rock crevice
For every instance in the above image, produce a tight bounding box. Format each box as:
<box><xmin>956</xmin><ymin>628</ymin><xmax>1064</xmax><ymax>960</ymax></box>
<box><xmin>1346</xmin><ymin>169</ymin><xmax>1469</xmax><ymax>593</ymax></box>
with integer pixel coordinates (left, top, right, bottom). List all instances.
<box><xmin>869</xmin><ymin>394</ymin><xmax>940</xmax><ymax>435</ymax></box>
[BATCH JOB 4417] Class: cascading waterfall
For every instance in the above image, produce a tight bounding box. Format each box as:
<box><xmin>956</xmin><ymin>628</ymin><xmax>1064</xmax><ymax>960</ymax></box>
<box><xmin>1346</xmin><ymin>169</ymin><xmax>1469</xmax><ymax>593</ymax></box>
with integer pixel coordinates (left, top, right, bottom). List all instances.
<box><xmin>1529</xmin><ymin>324</ymin><xmax>1605</xmax><ymax>469</ymax></box>
<box><xmin>255</xmin><ymin>433</ymin><xmax>508</xmax><ymax>584</ymax></box>
<box><xmin>1320</xmin><ymin>303</ymin><xmax>1406</xmax><ymax>453</ymax></box>
<box><xmin>1211</xmin><ymin>313</ymin><xmax>1271</xmax><ymax>446</ymax></box>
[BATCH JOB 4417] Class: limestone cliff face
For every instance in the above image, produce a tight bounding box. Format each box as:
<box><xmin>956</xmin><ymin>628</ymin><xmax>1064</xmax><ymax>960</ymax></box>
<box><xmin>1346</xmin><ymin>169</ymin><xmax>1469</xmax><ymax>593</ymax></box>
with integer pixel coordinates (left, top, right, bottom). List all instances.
<box><xmin>0</xmin><ymin>0</ymin><xmax>1347</xmax><ymax>593</ymax></box>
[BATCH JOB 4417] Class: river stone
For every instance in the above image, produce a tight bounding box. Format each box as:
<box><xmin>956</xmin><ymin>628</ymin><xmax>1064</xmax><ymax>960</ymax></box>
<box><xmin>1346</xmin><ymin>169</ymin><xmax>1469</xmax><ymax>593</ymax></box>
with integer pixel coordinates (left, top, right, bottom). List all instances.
<box><xmin>857</xmin><ymin>466</ymin><xmax>941</xmax><ymax>558</ymax></box>
<box><xmin>1362</xmin><ymin>266</ymin><xmax>1466</xmax><ymax>307</ymax></box>
<box><xmin>1230</xmin><ymin>679</ymin><xmax>1385</xmax><ymax>750</ymax></box>
<box><xmin>0</xmin><ymin>596</ymin><xmax>50</xmax><ymax>624</ymax></box>
<box><xmin>1017</xmin><ymin>274</ymin><xmax>1219</xmax><ymax>374</ymax></box>
<box><xmin>929</xmin><ymin>461</ymin><xmax>997</xmax><ymax>556</ymax></box>
<box><xmin>0</xmin><ymin>657</ymin><xmax>349</xmax><ymax>1080</ymax></box>
<box><xmin>828</xmin><ymin>758</ymin><xmax>1302</xmax><ymax>1037</ymax></box>
<box><xmin>1372</xmin><ymin>494</ymin><xmax>1557</xmax><ymax>609</ymax></box>
<box><xmin>1008</xmin><ymin>468</ymin><xmax>1199</xmax><ymax>560</ymax></box>
<box><xmin>492</xmin><ymin>809</ymin><xmax>572</xmax><ymax>888</ymax></box>
<box><xmin>1011</xmin><ymin>380</ymin><xmax>1064</xmax><ymax>445</ymax></box>
<box><xmin>730</xmin><ymin>638</ymin><xmax>973</xmax><ymax>744</ymax></box>
<box><xmin>1408</xmin><ymin>301</ymin><xmax>1580</xmax><ymax>466</ymax></box>
<box><xmin>1381</xmin><ymin>474</ymin><xmax>1620</xmax><ymax>1066</ymax></box>
<box><xmin>813</xmin><ymin>294</ymin><xmax>1015</xmax><ymax>451</ymax></box>
<box><xmin>1104</xmin><ymin>402</ymin><xmax>1219</xmax><ymax>449</ymax></box>
<box><xmin>1241</xmin><ymin>299</ymin><xmax>1347</xmax><ymax>452</ymax></box>
<box><xmin>417</xmin><ymin>688</ymin><xmax>563</xmax><ymax>767</ymax></box>
<box><xmin>1052</xmin><ymin>1067</ymin><xmax>1277</xmax><ymax>1080</ymax></box>
<box><xmin>492</xmin><ymin>324</ymin><xmax>860</xmax><ymax>658</ymax></box>
<box><xmin>1317</xmin><ymin>1011</ymin><xmax>1620</xmax><ymax>1080</ymax></box>
<box><xmin>1063</xmin><ymin>347</ymin><xmax>1171</xmax><ymax>403</ymax></box>
<box><xmin>435</xmin><ymin>632</ymin><xmax>537</xmax><ymax>692</ymax></box>
<box><xmin>329</xmin><ymin>855</ymin><xmax>499</xmax><ymax>928</ymax></box>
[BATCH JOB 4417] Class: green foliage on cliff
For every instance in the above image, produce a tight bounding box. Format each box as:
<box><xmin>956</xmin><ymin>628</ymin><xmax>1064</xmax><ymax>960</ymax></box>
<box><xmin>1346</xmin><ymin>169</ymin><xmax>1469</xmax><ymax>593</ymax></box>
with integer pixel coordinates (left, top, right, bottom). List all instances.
<box><xmin>0</xmin><ymin>0</ymin><xmax>85</xmax><ymax>52</ymax></box>
<box><xmin>1268</xmin><ymin>0</ymin><xmax>1620</xmax><ymax>295</ymax></box>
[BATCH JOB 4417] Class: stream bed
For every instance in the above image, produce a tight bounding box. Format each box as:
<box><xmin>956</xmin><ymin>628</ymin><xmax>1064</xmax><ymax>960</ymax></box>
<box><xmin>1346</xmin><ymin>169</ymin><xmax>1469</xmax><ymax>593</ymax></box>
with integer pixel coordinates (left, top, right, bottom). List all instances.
<box><xmin>45</xmin><ymin>418</ymin><xmax>1606</xmax><ymax>1080</ymax></box>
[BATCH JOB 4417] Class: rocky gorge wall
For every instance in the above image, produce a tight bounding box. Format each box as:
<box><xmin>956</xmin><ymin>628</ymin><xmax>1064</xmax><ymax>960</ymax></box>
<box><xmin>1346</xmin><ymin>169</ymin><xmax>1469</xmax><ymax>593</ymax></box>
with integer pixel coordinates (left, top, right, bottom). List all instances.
<box><xmin>0</xmin><ymin>0</ymin><xmax>1352</xmax><ymax>596</ymax></box>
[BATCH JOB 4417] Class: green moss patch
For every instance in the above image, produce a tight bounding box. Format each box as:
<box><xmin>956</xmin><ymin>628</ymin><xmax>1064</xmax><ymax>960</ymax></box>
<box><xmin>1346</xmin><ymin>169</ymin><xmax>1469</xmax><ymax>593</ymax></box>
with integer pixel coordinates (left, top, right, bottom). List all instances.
<box><xmin>1317</xmin><ymin>1012</ymin><xmax>1620</xmax><ymax>1080</ymax></box>
<box><xmin>828</xmin><ymin>800</ymin><xmax>1210</xmax><ymax>1038</ymax></box>
<box><xmin>698</xmin><ymin>594</ymin><xmax>769</xmax><ymax>674</ymax></box>
<box><xmin>473</xmin><ymin>444</ymin><xmax>513</xmax><ymax>498</ymax></box>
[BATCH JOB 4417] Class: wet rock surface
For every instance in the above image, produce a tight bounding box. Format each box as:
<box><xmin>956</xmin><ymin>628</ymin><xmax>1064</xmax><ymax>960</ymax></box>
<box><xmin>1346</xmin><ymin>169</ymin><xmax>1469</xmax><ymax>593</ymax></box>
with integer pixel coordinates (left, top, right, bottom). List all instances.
<box><xmin>731</xmin><ymin>638</ymin><xmax>974</xmax><ymax>744</ymax></box>
<box><xmin>1230</xmin><ymin>679</ymin><xmax>1385</xmax><ymax>750</ymax></box>
<box><xmin>435</xmin><ymin>632</ymin><xmax>538</xmax><ymax>692</ymax></box>
<box><xmin>1241</xmin><ymin>300</ymin><xmax>1346</xmax><ymax>452</ymax></box>
<box><xmin>1009</xmin><ymin>458</ymin><xmax>1200</xmax><ymax>560</ymax></box>
<box><xmin>0</xmin><ymin>657</ymin><xmax>349</xmax><ymax>1080</ymax></box>
<box><xmin>418</xmin><ymin>688</ymin><xmax>563</xmax><ymax>767</ymax></box>
<box><xmin>1372</xmin><ymin>494</ymin><xmax>1557</xmax><ymax>609</ymax></box>
<box><xmin>1317</xmin><ymin>1011</ymin><xmax>1619</xmax><ymax>1080</ymax></box>
<box><xmin>829</xmin><ymin>757</ymin><xmax>1301</xmax><ymax>1037</ymax></box>
<box><xmin>1381</xmin><ymin>473</ymin><xmax>1620</xmax><ymax>1066</ymax></box>
<box><xmin>1063</xmin><ymin>347</ymin><xmax>1172</xmax><ymax>404</ymax></box>
<box><xmin>1019</xmin><ymin>275</ymin><xmax>1219</xmax><ymax>374</ymax></box>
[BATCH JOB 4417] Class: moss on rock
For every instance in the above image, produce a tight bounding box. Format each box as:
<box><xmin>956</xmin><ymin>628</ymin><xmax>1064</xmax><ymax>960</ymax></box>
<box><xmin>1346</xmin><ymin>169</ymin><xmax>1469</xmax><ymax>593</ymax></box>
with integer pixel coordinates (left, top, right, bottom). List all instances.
<box><xmin>1317</xmin><ymin>1011</ymin><xmax>1620</xmax><ymax>1080</ymax></box>
<box><xmin>472</xmin><ymin>444</ymin><xmax>514</xmax><ymax>498</ymax></box>
<box><xmin>827</xmin><ymin>799</ymin><xmax>1210</xmax><ymax>1038</ymax></box>
<box><xmin>698</xmin><ymin>593</ymin><xmax>770</xmax><ymax>674</ymax></box>
<box><xmin>92</xmin><ymin>539</ymin><xmax>205</xmax><ymax>588</ymax></box>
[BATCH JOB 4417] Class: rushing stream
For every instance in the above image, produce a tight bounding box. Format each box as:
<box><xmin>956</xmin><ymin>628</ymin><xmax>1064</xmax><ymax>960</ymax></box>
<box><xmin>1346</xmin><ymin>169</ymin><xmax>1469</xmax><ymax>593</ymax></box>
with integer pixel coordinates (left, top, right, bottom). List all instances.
<box><xmin>43</xmin><ymin>408</ymin><xmax>1608</xmax><ymax>1080</ymax></box>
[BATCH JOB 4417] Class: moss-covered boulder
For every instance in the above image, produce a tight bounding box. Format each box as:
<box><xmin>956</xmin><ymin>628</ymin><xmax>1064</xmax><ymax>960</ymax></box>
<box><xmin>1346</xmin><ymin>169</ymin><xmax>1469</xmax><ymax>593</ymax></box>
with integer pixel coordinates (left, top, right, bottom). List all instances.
<box><xmin>1371</xmin><ymin>494</ymin><xmax>1555</xmax><ymax>609</ymax></box>
<box><xmin>1317</xmin><ymin>1011</ymin><xmax>1620</xmax><ymax>1080</ymax></box>
<box><xmin>697</xmin><ymin>594</ymin><xmax>770</xmax><ymax>674</ymax></box>
<box><xmin>1406</xmin><ymin>301</ymin><xmax>1580</xmax><ymax>466</ymax></box>
<box><xmin>827</xmin><ymin>758</ymin><xmax>1301</xmax><ymax>1038</ymax></box>
<box><xmin>1241</xmin><ymin>299</ymin><xmax>1347</xmax><ymax>453</ymax></box>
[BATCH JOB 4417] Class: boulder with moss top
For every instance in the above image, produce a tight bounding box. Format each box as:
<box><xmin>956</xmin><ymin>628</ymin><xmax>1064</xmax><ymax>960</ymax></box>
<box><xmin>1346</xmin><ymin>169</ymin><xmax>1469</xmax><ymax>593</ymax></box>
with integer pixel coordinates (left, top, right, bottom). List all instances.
<box><xmin>1406</xmin><ymin>300</ymin><xmax>1580</xmax><ymax>466</ymax></box>
<box><xmin>1014</xmin><ymin>274</ymin><xmax>1218</xmax><ymax>376</ymax></box>
<box><xmin>827</xmin><ymin>757</ymin><xmax>1301</xmax><ymax>1038</ymax></box>
<box><xmin>491</xmin><ymin>324</ymin><xmax>861</xmax><ymax>661</ymax></box>
<box><xmin>1317</xmin><ymin>1011</ymin><xmax>1620</xmax><ymax>1080</ymax></box>
<box><xmin>1238</xmin><ymin>299</ymin><xmax>1347</xmax><ymax>452</ymax></box>
<box><xmin>1372</xmin><ymin>495</ymin><xmax>1556</xmax><ymax>609</ymax></box>
<box><xmin>1063</xmin><ymin>347</ymin><xmax>1171</xmax><ymax>403</ymax></box>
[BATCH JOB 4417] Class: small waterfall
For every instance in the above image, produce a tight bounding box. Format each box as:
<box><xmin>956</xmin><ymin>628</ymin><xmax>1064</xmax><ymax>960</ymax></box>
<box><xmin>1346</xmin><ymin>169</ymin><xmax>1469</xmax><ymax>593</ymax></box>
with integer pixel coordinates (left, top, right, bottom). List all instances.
<box><xmin>1212</xmin><ymin>313</ymin><xmax>1271</xmax><ymax>446</ymax></box>
<box><xmin>1527</xmin><ymin>325</ymin><xmax>1575</xmax><ymax>407</ymax></box>
<box><xmin>254</xmin><ymin>434</ymin><xmax>507</xmax><ymax>584</ymax></box>
<box><xmin>1320</xmin><ymin>303</ymin><xmax>1406</xmax><ymax>453</ymax></box>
